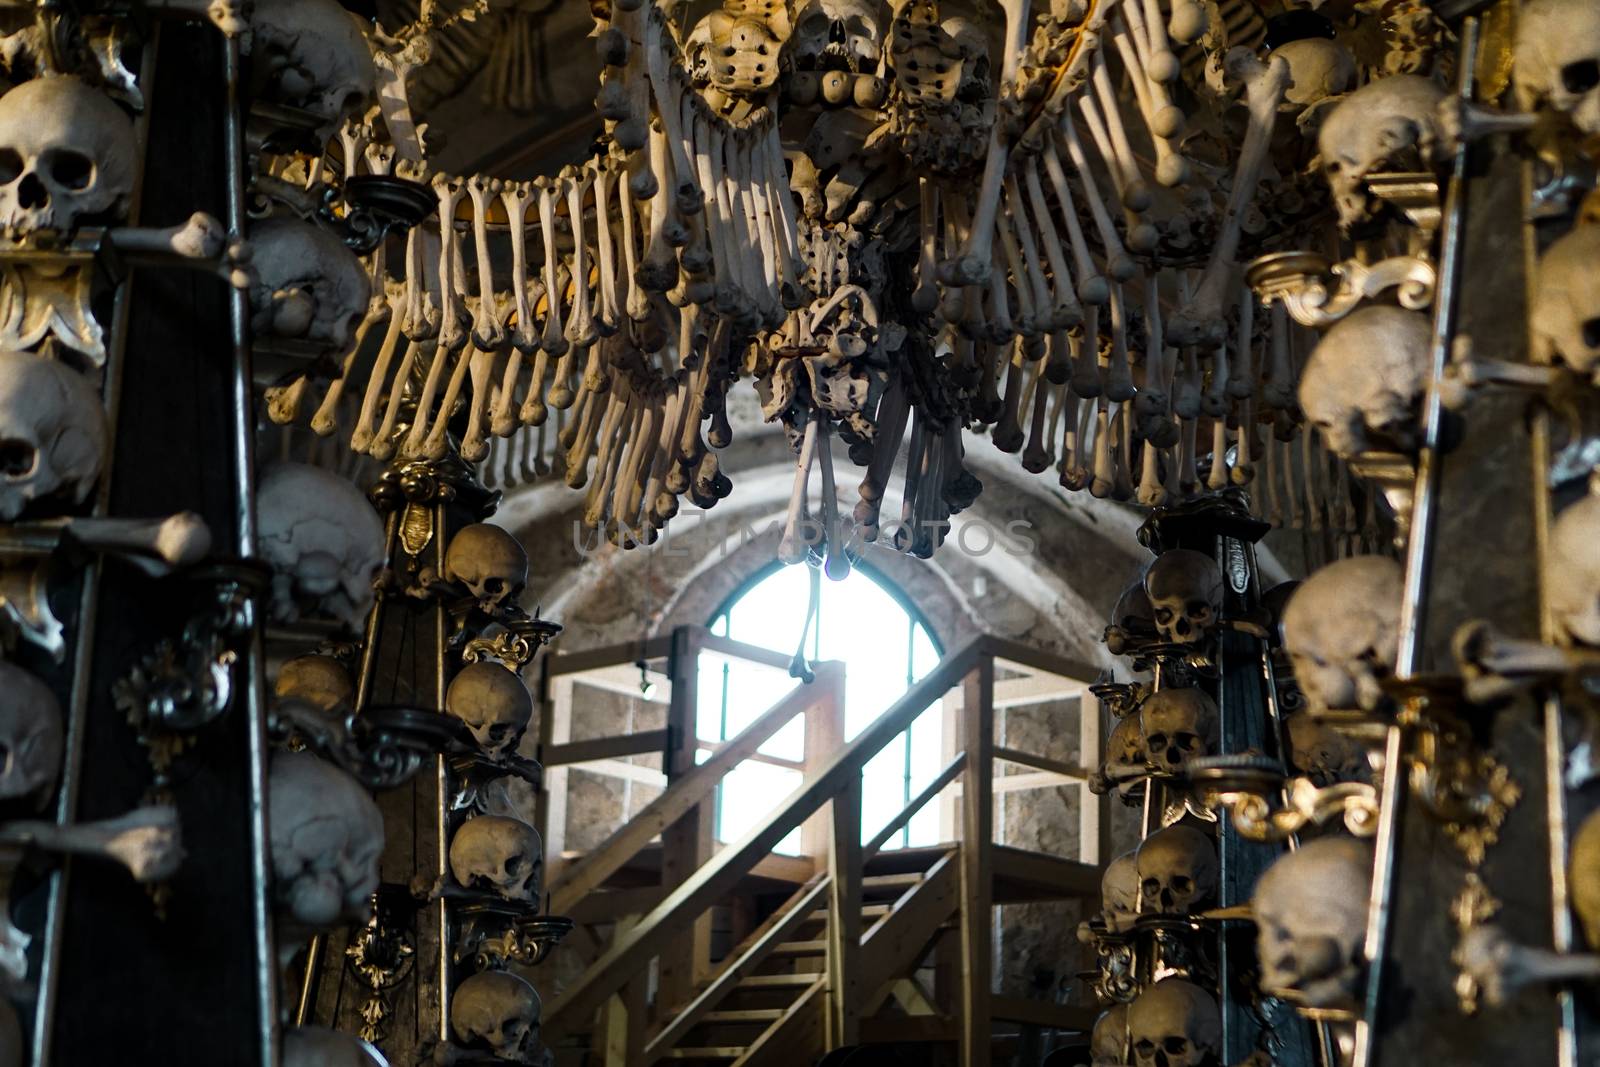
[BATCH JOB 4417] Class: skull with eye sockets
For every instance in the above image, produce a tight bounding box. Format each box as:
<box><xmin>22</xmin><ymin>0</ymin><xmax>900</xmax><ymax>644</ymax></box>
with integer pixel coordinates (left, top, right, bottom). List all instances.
<box><xmin>1139</xmin><ymin>688</ymin><xmax>1219</xmax><ymax>777</ymax></box>
<box><xmin>1135</xmin><ymin>824</ymin><xmax>1217</xmax><ymax>915</ymax></box>
<box><xmin>448</xmin><ymin>815</ymin><xmax>543</xmax><ymax>903</ymax></box>
<box><xmin>451</xmin><ymin>969</ymin><xmax>541</xmax><ymax>1061</ymax></box>
<box><xmin>1253</xmin><ymin>836</ymin><xmax>1373</xmax><ymax>1008</ymax></box>
<box><xmin>1128</xmin><ymin>979</ymin><xmax>1221</xmax><ymax>1067</ymax></box>
<box><xmin>444</xmin><ymin>523</ymin><xmax>528</xmax><ymax>615</ymax></box>
<box><xmin>0</xmin><ymin>75</ymin><xmax>137</xmax><ymax>239</ymax></box>
<box><xmin>445</xmin><ymin>661</ymin><xmax>533</xmax><ymax>759</ymax></box>
<box><xmin>1143</xmin><ymin>550</ymin><xmax>1224</xmax><ymax>646</ymax></box>
<box><xmin>1514</xmin><ymin>0</ymin><xmax>1600</xmax><ymax>137</ymax></box>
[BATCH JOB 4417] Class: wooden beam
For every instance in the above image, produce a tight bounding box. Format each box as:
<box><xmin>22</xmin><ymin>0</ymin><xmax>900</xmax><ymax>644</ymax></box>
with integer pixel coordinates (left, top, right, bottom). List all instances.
<box><xmin>566</xmin><ymin>885</ymin><xmax>667</xmax><ymax>926</ymax></box>
<box><xmin>538</xmin><ymin>675</ymin><xmax>575</xmax><ymax>857</ymax></box>
<box><xmin>991</xmin><ymin>845</ymin><xmax>1102</xmax><ymax>902</ymax></box>
<box><xmin>992</xmin><ymin>676</ymin><xmax>1086</xmax><ymax>709</ymax></box>
<box><xmin>864</xmin><ymin>754</ymin><xmax>966</xmax><ymax>860</ymax></box>
<box><xmin>657</xmin><ymin>627</ymin><xmax>708</xmax><ymax>1015</ymax></box>
<box><xmin>558</xmin><ymin>758</ymin><xmax>668</xmax><ymax>788</ymax></box>
<box><xmin>546</xmin><ymin>635</ymin><xmax>676</xmax><ymax>678</ymax></box>
<box><xmin>990</xmin><ymin>995</ymin><xmax>1099</xmax><ymax>1032</ymax></box>
<box><xmin>980</xmin><ymin>635</ymin><xmax>1102</xmax><ymax>684</ymax></box>
<box><xmin>991</xmin><ymin>746</ymin><xmax>1090</xmax><ymax>781</ymax></box>
<box><xmin>546</xmin><ymin>644</ymin><xmax>980</xmax><ymax>1036</ymax></box>
<box><xmin>544</xmin><ymin>729</ymin><xmax>672</xmax><ymax>767</ymax></box>
<box><xmin>861</xmin><ymin>853</ymin><xmax>960</xmax><ymax>997</ymax></box>
<box><xmin>697</xmin><ymin>630</ymin><xmax>796</xmax><ymax>671</ymax></box>
<box><xmin>549</xmin><ymin>665</ymin><xmax>821</xmax><ymax>916</ymax></box>
<box><xmin>644</xmin><ymin>877</ymin><xmax>831</xmax><ymax>1063</ymax></box>
<box><xmin>560</xmin><ymin>663</ymin><xmax>674</xmax><ymax>703</ymax></box>
<box><xmin>827</xmin><ymin>779</ymin><xmax>863</xmax><ymax>1046</ymax></box>
<box><xmin>1079</xmin><ymin>687</ymin><xmax>1108</xmax><ymax>867</ymax></box>
<box><xmin>959</xmin><ymin>658</ymin><xmax>995</xmax><ymax>1067</ymax></box>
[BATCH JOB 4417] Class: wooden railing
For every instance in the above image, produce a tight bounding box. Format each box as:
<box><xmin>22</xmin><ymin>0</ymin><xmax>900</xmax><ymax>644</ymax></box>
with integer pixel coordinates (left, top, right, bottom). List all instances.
<box><xmin>537</xmin><ymin>629</ymin><xmax>1105</xmax><ymax>1065</ymax></box>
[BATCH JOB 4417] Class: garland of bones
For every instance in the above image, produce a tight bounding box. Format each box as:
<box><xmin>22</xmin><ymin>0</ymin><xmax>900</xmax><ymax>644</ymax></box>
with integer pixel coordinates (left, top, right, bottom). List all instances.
<box><xmin>266</xmin><ymin>0</ymin><xmax>1454</xmax><ymax>573</ymax></box>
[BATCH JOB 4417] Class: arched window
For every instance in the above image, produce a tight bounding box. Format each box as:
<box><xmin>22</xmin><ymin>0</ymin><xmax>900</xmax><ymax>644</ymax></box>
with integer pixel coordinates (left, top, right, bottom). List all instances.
<box><xmin>700</xmin><ymin>563</ymin><xmax>944</xmax><ymax>854</ymax></box>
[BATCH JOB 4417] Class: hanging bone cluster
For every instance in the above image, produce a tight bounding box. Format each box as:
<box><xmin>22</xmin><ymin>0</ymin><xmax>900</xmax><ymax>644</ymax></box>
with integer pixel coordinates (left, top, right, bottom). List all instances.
<box><xmin>258</xmin><ymin>0</ymin><xmax>1446</xmax><ymax>563</ymax></box>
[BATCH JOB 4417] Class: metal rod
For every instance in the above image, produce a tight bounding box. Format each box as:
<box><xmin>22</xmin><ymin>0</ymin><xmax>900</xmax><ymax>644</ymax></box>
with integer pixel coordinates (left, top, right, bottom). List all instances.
<box><xmin>223</xmin><ymin>28</ymin><xmax>280</xmax><ymax>1066</ymax></box>
<box><xmin>1394</xmin><ymin>17</ymin><xmax>1480</xmax><ymax>676</ymax></box>
<box><xmin>1352</xmin><ymin>722</ymin><xmax>1406</xmax><ymax>1067</ymax></box>
<box><xmin>1353</xmin><ymin>22</ymin><xmax>1479</xmax><ymax>1067</ymax></box>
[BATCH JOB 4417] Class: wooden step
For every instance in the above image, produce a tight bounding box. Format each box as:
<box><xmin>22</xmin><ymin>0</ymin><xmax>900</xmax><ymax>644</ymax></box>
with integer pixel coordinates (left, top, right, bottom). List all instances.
<box><xmin>700</xmin><ymin>1009</ymin><xmax>784</xmax><ymax>1024</ymax></box>
<box><xmin>769</xmin><ymin>940</ymin><xmax>826</xmax><ymax>957</ymax></box>
<box><xmin>737</xmin><ymin>973</ymin><xmax>817</xmax><ymax>989</ymax></box>
<box><xmin>662</xmin><ymin>1047</ymin><xmax>744</xmax><ymax>1060</ymax></box>
<box><xmin>862</xmin><ymin>873</ymin><xmax>923</xmax><ymax>892</ymax></box>
<box><xmin>807</xmin><ymin>903</ymin><xmax>891</xmax><ymax>922</ymax></box>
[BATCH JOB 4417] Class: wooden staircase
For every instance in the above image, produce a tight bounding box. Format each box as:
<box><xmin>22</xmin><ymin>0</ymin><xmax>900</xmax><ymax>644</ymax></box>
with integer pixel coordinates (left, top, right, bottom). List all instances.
<box><xmin>533</xmin><ymin>629</ymin><xmax>1107</xmax><ymax>1067</ymax></box>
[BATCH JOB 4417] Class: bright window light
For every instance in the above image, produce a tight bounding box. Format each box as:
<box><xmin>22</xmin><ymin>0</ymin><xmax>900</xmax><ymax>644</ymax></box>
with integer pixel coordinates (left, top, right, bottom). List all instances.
<box><xmin>701</xmin><ymin>564</ymin><xmax>944</xmax><ymax>855</ymax></box>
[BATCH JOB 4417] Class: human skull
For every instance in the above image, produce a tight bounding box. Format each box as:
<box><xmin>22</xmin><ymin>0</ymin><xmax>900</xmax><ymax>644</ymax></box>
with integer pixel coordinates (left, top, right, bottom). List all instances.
<box><xmin>247</xmin><ymin>0</ymin><xmax>376</xmax><ymax>128</ymax></box>
<box><xmin>268</xmin><ymin>751</ymin><xmax>384</xmax><ymax>929</ymax></box>
<box><xmin>258</xmin><ymin>462</ymin><xmax>385</xmax><ymax>632</ymax></box>
<box><xmin>444</xmin><ymin>524</ymin><xmax>528</xmax><ymax>613</ymax></box>
<box><xmin>283</xmin><ymin>1026</ymin><xmax>389</xmax><ymax>1067</ymax></box>
<box><xmin>1139</xmin><ymin>688</ymin><xmax>1219</xmax><ymax>776</ymax></box>
<box><xmin>1143</xmin><ymin>550</ymin><xmax>1224</xmax><ymax>645</ymax></box>
<box><xmin>448</xmin><ymin>815</ymin><xmax>542</xmax><ymax>902</ymax></box>
<box><xmin>0</xmin><ymin>75</ymin><xmax>136</xmax><ymax>238</ymax></box>
<box><xmin>1101</xmin><ymin>849</ymin><xmax>1140</xmax><ymax>931</ymax></box>
<box><xmin>1135</xmin><ymin>824</ymin><xmax>1217</xmax><ymax>914</ymax></box>
<box><xmin>1091</xmin><ymin>1003</ymin><xmax>1129</xmax><ymax>1067</ymax></box>
<box><xmin>0</xmin><ymin>350</ymin><xmax>106</xmax><ymax>521</ymax></box>
<box><xmin>1127</xmin><ymin>979</ymin><xmax>1221</xmax><ymax>1067</ymax></box>
<box><xmin>1317</xmin><ymin>75</ymin><xmax>1447</xmax><ymax>229</ymax></box>
<box><xmin>1105</xmin><ymin>574</ymin><xmax>1159</xmax><ymax>655</ymax></box>
<box><xmin>1103</xmin><ymin>713</ymin><xmax>1148</xmax><ymax>782</ymax></box>
<box><xmin>1569</xmin><ymin>808</ymin><xmax>1600</xmax><ymax>950</ymax></box>
<box><xmin>793</xmin><ymin>0</ymin><xmax>883</xmax><ymax>75</ymax></box>
<box><xmin>275</xmin><ymin>654</ymin><xmax>355</xmax><ymax>714</ymax></box>
<box><xmin>451</xmin><ymin>969</ymin><xmax>541</xmax><ymax>1060</ymax></box>
<box><xmin>1285</xmin><ymin>713</ymin><xmax>1367</xmax><ymax>786</ymax></box>
<box><xmin>249</xmin><ymin>216</ymin><xmax>371</xmax><ymax>355</ymax></box>
<box><xmin>1551</xmin><ymin>495</ymin><xmax>1600</xmax><ymax>647</ymax></box>
<box><xmin>446</xmin><ymin>662</ymin><xmax>533</xmax><ymax>758</ymax></box>
<box><xmin>1270</xmin><ymin>37</ymin><xmax>1356</xmax><ymax>111</ymax></box>
<box><xmin>1282</xmin><ymin>556</ymin><xmax>1404</xmax><ymax>715</ymax></box>
<box><xmin>1299</xmin><ymin>306</ymin><xmax>1432</xmax><ymax>459</ymax></box>
<box><xmin>690</xmin><ymin>2</ymin><xmax>790</xmax><ymax>97</ymax></box>
<box><xmin>1514</xmin><ymin>0</ymin><xmax>1600</xmax><ymax>136</ymax></box>
<box><xmin>1253</xmin><ymin>836</ymin><xmax>1373</xmax><ymax>1008</ymax></box>
<box><xmin>1532</xmin><ymin>225</ymin><xmax>1600</xmax><ymax>383</ymax></box>
<box><xmin>0</xmin><ymin>661</ymin><xmax>64</xmax><ymax>809</ymax></box>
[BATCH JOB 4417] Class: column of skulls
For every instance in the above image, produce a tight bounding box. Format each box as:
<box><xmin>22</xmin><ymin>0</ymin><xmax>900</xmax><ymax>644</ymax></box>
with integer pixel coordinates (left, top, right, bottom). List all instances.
<box><xmin>0</xmin><ymin>1</ymin><xmax>264</xmax><ymax>1057</ymax></box>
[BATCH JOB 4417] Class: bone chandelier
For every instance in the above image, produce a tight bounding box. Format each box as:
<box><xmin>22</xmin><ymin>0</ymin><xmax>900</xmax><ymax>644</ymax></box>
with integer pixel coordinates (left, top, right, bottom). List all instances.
<box><xmin>244</xmin><ymin>0</ymin><xmax>1454</xmax><ymax>571</ymax></box>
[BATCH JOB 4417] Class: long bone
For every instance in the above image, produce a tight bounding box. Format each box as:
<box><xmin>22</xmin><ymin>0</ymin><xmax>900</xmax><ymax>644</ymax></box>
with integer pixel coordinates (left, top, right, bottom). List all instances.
<box><xmin>1084</xmin><ymin>47</ymin><xmax>1152</xmax><ymax>220</ymax></box>
<box><xmin>585</xmin><ymin>376</ymin><xmax>636</xmax><ymax>528</ymax></box>
<box><xmin>535</xmin><ymin>176</ymin><xmax>571</xmax><ymax>358</ymax></box>
<box><xmin>337</xmin><ymin>119</ymin><xmax>371</xmax><ymax>183</ymax></box>
<box><xmin>994</xmin><ymin>342</ymin><xmax>1027</xmax><ymax>452</ymax></box>
<box><xmin>350</xmin><ymin>280</ymin><xmax>408</xmax><ymax>453</ymax></box>
<box><xmin>1262</xmin><ymin>427</ymin><xmax>1282</xmax><ymax>525</ymax></box>
<box><xmin>433</xmin><ymin>175</ymin><xmax>470</xmax><ymax>356</ymax></box>
<box><xmin>1302</xmin><ymin>427</ymin><xmax>1325</xmax><ymax>533</ymax></box>
<box><xmin>459</xmin><ymin>344</ymin><xmax>498</xmax><ymax>461</ymax></box>
<box><xmin>1113</xmin><ymin>404</ymin><xmax>1135</xmax><ymax>501</ymax></box>
<box><xmin>1115</xmin><ymin>5</ymin><xmax>1189</xmax><ymax>187</ymax></box>
<box><xmin>264</xmin><ymin>377</ymin><xmax>312</xmax><ymax>427</ymax></box>
<box><xmin>701</xmin><ymin>119</ymin><xmax>745</xmax><ymax>315</ymax></box>
<box><xmin>400</xmin><ymin>222</ymin><xmax>431</xmax><ymax>340</ymax></box>
<box><xmin>564</xmin><ymin>165</ymin><xmax>600</xmax><ymax>350</ymax></box>
<box><xmin>611</xmin><ymin>389</ymin><xmax>655</xmax><ymax>539</ymax></box>
<box><xmin>1133</xmin><ymin>274</ymin><xmax>1168</xmax><ymax>417</ymax></box>
<box><xmin>1058</xmin><ymin>387</ymin><xmax>1083</xmax><ymax>489</ymax></box>
<box><xmin>760</xmin><ymin>123</ymin><xmax>804</xmax><ymax>309</ymax></box>
<box><xmin>1003</xmin><ymin>175</ymin><xmax>1054</xmax><ymax>336</ymax></box>
<box><xmin>419</xmin><ymin>328</ymin><xmax>481</xmax><ymax>460</ymax></box>
<box><xmin>1090</xmin><ymin>401</ymin><xmax>1114</xmax><ymax>497</ymax></box>
<box><xmin>779</xmin><ymin>416</ymin><xmax>821</xmax><ymax>565</ymax></box>
<box><xmin>1021</xmin><ymin>371</ymin><xmax>1054</xmax><ymax>473</ymax></box>
<box><xmin>466</xmin><ymin>175</ymin><xmax>507</xmax><ymax>350</ymax></box>
<box><xmin>618</xmin><ymin>162</ymin><xmax>649</xmax><ymax>322</ymax></box>
<box><xmin>493</xmin><ymin>181</ymin><xmax>538</xmax><ymax>436</ymax></box>
<box><xmin>1138</xmin><ymin>424</ymin><xmax>1168</xmax><ymax>506</ymax></box>
<box><xmin>1104</xmin><ymin>287</ymin><xmax>1135</xmax><ymax>402</ymax></box>
<box><xmin>642</xmin><ymin>7</ymin><xmax>701</xmax><ymax>216</ymax></box>
<box><xmin>1021</xmin><ymin>156</ymin><xmax>1082</xmax><ymax>330</ymax></box>
<box><xmin>312</xmin><ymin>264</ymin><xmax>391</xmax><ymax>437</ymax></box>
<box><xmin>735</xmin><ymin>131</ymin><xmax>780</xmax><ymax>324</ymax></box>
<box><xmin>856</xmin><ymin>376</ymin><xmax>910</xmax><ymax>537</ymax></box>
<box><xmin>1262</xmin><ymin>300</ymin><xmax>1294</xmax><ymax>410</ymax></box>
<box><xmin>591</xmin><ymin>159</ymin><xmax>622</xmax><ymax>334</ymax></box>
<box><xmin>1207</xmin><ymin>416</ymin><xmax>1230</xmax><ymax>490</ymax></box>
<box><xmin>1178</xmin><ymin>414</ymin><xmax>1198</xmax><ymax>495</ymax></box>
<box><xmin>638</xmin><ymin>126</ymin><xmax>684</xmax><ymax>296</ymax></box>
<box><xmin>564</xmin><ymin>379</ymin><xmax>609</xmax><ymax>489</ymax></box>
<box><xmin>1064</xmin><ymin>392</ymin><xmax>1094</xmax><ymax>490</ymax></box>
<box><xmin>1054</xmin><ymin>114</ymin><xmax>1136</xmax><ymax>282</ymax></box>
<box><xmin>942</xmin><ymin>0</ymin><xmax>1033</xmax><ymax>287</ymax></box>
<box><xmin>1232</xmin><ymin>400</ymin><xmax>1254</xmax><ymax>486</ymax></box>
<box><xmin>641</xmin><ymin>381</ymin><xmax>683</xmax><ymax>527</ymax></box>
<box><xmin>622</xmin><ymin>386</ymin><xmax>665</xmax><ymax>527</ymax></box>
<box><xmin>370</xmin><ymin>339</ymin><xmax>425</xmax><ymax>461</ymax></box>
<box><xmin>990</xmin><ymin>211</ymin><xmax>1025</xmax><ymax>338</ymax></box>
<box><xmin>518</xmin><ymin>277</ymin><xmax>552</xmax><ymax>425</ymax></box>
<box><xmin>815</xmin><ymin>418</ymin><xmax>850</xmax><ymax>579</ymax></box>
<box><xmin>1166</xmin><ymin>51</ymin><xmax>1289</xmax><ymax>347</ymax></box>
<box><xmin>1229</xmin><ymin>285</ymin><xmax>1254</xmax><ymax>399</ymax></box>
<box><xmin>1281</xmin><ymin>433</ymin><xmax>1303</xmax><ymax>529</ymax></box>
<box><xmin>1039</xmin><ymin>136</ymin><xmax>1110</xmax><ymax>304</ymax></box>
<box><xmin>1070</xmin><ymin>307</ymin><xmax>1103</xmax><ymax>398</ymax></box>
